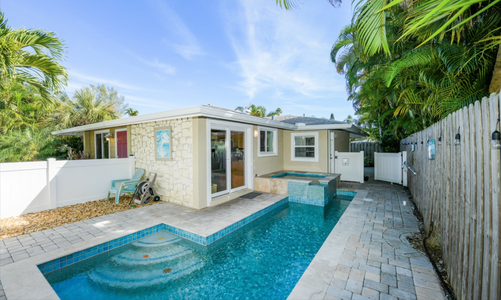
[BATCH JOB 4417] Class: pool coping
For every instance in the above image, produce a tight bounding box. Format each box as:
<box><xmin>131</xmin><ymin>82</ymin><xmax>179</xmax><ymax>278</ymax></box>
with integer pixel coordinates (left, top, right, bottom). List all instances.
<box><xmin>287</xmin><ymin>188</ymin><xmax>366</xmax><ymax>299</ymax></box>
<box><xmin>1</xmin><ymin>191</ymin><xmax>355</xmax><ymax>300</ymax></box>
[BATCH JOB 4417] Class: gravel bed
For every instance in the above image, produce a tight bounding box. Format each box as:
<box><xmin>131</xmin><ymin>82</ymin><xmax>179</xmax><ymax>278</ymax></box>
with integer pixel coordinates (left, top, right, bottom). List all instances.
<box><xmin>0</xmin><ymin>197</ymin><xmax>157</xmax><ymax>240</ymax></box>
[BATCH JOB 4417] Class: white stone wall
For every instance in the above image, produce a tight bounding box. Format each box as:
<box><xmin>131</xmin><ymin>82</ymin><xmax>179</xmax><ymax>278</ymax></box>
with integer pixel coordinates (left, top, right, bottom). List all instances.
<box><xmin>131</xmin><ymin>118</ymin><xmax>194</xmax><ymax>207</ymax></box>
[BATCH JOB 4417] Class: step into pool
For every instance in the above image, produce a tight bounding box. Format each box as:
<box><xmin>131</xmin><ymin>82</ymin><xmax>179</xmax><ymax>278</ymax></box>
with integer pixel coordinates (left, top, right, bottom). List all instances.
<box><xmin>43</xmin><ymin>195</ymin><xmax>353</xmax><ymax>300</ymax></box>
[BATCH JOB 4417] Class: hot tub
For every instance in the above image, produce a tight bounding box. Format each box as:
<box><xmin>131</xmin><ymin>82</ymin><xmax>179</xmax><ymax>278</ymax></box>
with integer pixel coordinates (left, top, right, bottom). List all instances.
<box><xmin>254</xmin><ymin>171</ymin><xmax>341</xmax><ymax>206</ymax></box>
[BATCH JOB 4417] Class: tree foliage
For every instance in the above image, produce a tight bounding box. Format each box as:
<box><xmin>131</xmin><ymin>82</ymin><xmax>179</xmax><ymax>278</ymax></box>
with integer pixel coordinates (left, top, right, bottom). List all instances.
<box><xmin>0</xmin><ymin>12</ymin><xmax>67</xmax><ymax>104</ymax></box>
<box><xmin>235</xmin><ymin>104</ymin><xmax>283</xmax><ymax>117</ymax></box>
<box><xmin>331</xmin><ymin>1</ymin><xmax>501</xmax><ymax>144</ymax></box>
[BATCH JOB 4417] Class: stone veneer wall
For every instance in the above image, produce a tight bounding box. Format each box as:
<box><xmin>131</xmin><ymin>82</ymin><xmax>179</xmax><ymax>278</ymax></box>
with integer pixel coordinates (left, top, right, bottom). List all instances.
<box><xmin>131</xmin><ymin>117</ymin><xmax>194</xmax><ymax>207</ymax></box>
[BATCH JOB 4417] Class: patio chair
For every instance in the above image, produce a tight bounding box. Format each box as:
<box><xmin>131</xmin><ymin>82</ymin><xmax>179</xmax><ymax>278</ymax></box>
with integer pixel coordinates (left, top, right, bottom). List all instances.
<box><xmin>106</xmin><ymin>168</ymin><xmax>145</xmax><ymax>203</ymax></box>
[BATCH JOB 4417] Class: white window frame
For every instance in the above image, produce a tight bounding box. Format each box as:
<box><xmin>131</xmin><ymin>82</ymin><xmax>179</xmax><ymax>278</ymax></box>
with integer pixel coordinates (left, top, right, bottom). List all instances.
<box><xmin>257</xmin><ymin>126</ymin><xmax>278</xmax><ymax>157</ymax></box>
<box><xmin>94</xmin><ymin>129</ymin><xmax>110</xmax><ymax>159</ymax></box>
<box><xmin>206</xmin><ymin>119</ymin><xmax>254</xmax><ymax>206</ymax></box>
<box><xmin>291</xmin><ymin>132</ymin><xmax>319</xmax><ymax>162</ymax></box>
<box><xmin>114</xmin><ymin>128</ymin><xmax>128</xmax><ymax>159</ymax></box>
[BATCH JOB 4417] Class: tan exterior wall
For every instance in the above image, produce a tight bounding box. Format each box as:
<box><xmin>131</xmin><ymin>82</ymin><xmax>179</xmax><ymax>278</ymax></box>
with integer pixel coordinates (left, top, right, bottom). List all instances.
<box><xmin>192</xmin><ymin>118</ymin><xmax>208</xmax><ymax>209</ymax></box>
<box><xmin>252</xmin><ymin>126</ymin><xmax>284</xmax><ymax>176</ymax></box>
<box><xmin>131</xmin><ymin>117</ymin><xmax>194</xmax><ymax>207</ymax></box>
<box><xmin>282</xmin><ymin>130</ymin><xmax>329</xmax><ymax>173</ymax></box>
<box><xmin>85</xmin><ymin>126</ymin><xmax>131</xmax><ymax>159</ymax></box>
<box><xmin>334</xmin><ymin>130</ymin><xmax>350</xmax><ymax>152</ymax></box>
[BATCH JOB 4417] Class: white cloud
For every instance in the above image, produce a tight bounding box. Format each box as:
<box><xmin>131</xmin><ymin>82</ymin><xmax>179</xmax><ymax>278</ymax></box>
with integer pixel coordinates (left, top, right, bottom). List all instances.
<box><xmin>127</xmin><ymin>51</ymin><xmax>176</xmax><ymax>75</ymax></box>
<box><xmin>69</xmin><ymin>71</ymin><xmax>144</xmax><ymax>91</ymax></box>
<box><xmin>225</xmin><ymin>0</ymin><xmax>346</xmax><ymax>99</ymax></box>
<box><xmin>153</xmin><ymin>1</ymin><xmax>205</xmax><ymax>60</ymax></box>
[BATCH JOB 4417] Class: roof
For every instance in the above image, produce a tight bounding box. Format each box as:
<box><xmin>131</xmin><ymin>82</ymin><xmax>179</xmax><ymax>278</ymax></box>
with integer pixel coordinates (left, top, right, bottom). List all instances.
<box><xmin>52</xmin><ymin>105</ymin><xmax>368</xmax><ymax>137</ymax></box>
<box><xmin>271</xmin><ymin>115</ymin><xmax>346</xmax><ymax>125</ymax></box>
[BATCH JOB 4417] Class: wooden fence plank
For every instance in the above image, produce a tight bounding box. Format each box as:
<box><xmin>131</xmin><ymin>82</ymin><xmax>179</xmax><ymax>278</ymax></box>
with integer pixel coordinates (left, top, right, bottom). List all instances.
<box><xmin>467</xmin><ymin>103</ymin><xmax>477</xmax><ymax>300</ymax></box>
<box><xmin>474</xmin><ymin>100</ymin><xmax>484</xmax><ymax>299</ymax></box>
<box><xmin>488</xmin><ymin>94</ymin><xmax>500</xmax><ymax>300</ymax></box>
<box><xmin>481</xmin><ymin>98</ymin><xmax>491</xmax><ymax>300</ymax></box>
<box><xmin>461</xmin><ymin>107</ymin><xmax>470</xmax><ymax>299</ymax></box>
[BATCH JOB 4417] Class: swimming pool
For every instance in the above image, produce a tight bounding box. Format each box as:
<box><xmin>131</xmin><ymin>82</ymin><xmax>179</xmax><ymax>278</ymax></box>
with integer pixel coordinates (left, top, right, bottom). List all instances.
<box><xmin>43</xmin><ymin>196</ymin><xmax>352</xmax><ymax>299</ymax></box>
<box><xmin>271</xmin><ymin>172</ymin><xmax>328</xmax><ymax>181</ymax></box>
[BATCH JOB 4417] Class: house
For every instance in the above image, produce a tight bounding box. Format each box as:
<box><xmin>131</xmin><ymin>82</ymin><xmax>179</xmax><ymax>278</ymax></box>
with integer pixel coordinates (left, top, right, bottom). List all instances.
<box><xmin>52</xmin><ymin>105</ymin><xmax>367</xmax><ymax>209</ymax></box>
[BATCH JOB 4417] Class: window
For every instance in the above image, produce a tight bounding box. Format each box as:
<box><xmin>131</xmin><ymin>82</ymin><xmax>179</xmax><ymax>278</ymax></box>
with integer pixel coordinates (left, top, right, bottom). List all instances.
<box><xmin>291</xmin><ymin>132</ymin><xmax>318</xmax><ymax>162</ymax></box>
<box><xmin>95</xmin><ymin>130</ymin><xmax>110</xmax><ymax>159</ymax></box>
<box><xmin>258</xmin><ymin>127</ymin><xmax>278</xmax><ymax>156</ymax></box>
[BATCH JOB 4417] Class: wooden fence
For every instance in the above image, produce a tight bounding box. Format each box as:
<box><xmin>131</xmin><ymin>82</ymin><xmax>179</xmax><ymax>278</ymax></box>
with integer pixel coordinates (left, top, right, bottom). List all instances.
<box><xmin>350</xmin><ymin>141</ymin><xmax>380</xmax><ymax>160</ymax></box>
<box><xmin>400</xmin><ymin>93</ymin><xmax>500</xmax><ymax>300</ymax></box>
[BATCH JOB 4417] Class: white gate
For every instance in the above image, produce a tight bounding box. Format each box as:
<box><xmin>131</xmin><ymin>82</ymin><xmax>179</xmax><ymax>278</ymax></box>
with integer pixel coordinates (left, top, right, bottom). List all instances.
<box><xmin>334</xmin><ymin>151</ymin><xmax>364</xmax><ymax>183</ymax></box>
<box><xmin>374</xmin><ymin>151</ymin><xmax>407</xmax><ymax>186</ymax></box>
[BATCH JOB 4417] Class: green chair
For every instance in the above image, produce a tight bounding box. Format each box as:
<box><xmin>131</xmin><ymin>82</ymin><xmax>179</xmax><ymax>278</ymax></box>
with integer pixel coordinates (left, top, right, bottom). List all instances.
<box><xmin>107</xmin><ymin>168</ymin><xmax>145</xmax><ymax>203</ymax></box>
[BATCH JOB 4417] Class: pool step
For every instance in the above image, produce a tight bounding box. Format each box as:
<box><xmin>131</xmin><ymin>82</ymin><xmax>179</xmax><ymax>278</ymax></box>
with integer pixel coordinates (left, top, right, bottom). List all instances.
<box><xmin>88</xmin><ymin>255</ymin><xmax>204</xmax><ymax>289</ymax></box>
<box><xmin>112</xmin><ymin>244</ymin><xmax>192</xmax><ymax>266</ymax></box>
<box><xmin>132</xmin><ymin>232</ymin><xmax>181</xmax><ymax>248</ymax></box>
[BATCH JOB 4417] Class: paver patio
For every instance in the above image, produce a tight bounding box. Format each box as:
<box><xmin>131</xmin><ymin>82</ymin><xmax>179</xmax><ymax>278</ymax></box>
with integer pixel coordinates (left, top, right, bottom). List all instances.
<box><xmin>0</xmin><ymin>178</ymin><xmax>446</xmax><ymax>300</ymax></box>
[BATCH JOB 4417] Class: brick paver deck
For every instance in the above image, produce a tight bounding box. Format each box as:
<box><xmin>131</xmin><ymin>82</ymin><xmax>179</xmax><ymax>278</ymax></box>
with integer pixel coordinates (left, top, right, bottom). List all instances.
<box><xmin>288</xmin><ymin>180</ymin><xmax>446</xmax><ymax>300</ymax></box>
<box><xmin>0</xmin><ymin>179</ymin><xmax>447</xmax><ymax>300</ymax></box>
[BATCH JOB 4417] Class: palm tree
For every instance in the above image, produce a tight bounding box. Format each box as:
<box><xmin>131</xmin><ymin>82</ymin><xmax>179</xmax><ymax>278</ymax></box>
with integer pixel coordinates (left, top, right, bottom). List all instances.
<box><xmin>126</xmin><ymin>108</ymin><xmax>139</xmax><ymax>117</ymax></box>
<box><xmin>0</xmin><ymin>126</ymin><xmax>58</xmax><ymax>162</ymax></box>
<box><xmin>53</xmin><ymin>84</ymin><xmax>127</xmax><ymax>129</ymax></box>
<box><xmin>0</xmin><ymin>13</ymin><xmax>67</xmax><ymax>104</ymax></box>
<box><xmin>235</xmin><ymin>104</ymin><xmax>282</xmax><ymax>117</ymax></box>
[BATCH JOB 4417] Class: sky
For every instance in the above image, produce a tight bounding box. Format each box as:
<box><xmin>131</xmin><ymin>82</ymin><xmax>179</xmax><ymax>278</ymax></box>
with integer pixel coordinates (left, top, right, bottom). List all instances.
<box><xmin>3</xmin><ymin>0</ymin><xmax>355</xmax><ymax>120</ymax></box>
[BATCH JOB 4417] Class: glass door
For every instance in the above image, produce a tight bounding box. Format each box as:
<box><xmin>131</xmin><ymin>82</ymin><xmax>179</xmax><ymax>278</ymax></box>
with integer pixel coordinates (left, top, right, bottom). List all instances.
<box><xmin>211</xmin><ymin>129</ymin><xmax>227</xmax><ymax>194</ymax></box>
<box><xmin>210</xmin><ymin>127</ymin><xmax>247</xmax><ymax>197</ymax></box>
<box><xmin>231</xmin><ymin>131</ymin><xmax>245</xmax><ymax>189</ymax></box>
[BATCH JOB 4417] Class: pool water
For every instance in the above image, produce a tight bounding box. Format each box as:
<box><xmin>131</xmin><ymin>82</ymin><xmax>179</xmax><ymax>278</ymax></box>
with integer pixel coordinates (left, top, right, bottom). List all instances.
<box><xmin>45</xmin><ymin>196</ymin><xmax>352</xmax><ymax>300</ymax></box>
<box><xmin>271</xmin><ymin>172</ymin><xmax>328</xmax><ymax>181</ymax></box>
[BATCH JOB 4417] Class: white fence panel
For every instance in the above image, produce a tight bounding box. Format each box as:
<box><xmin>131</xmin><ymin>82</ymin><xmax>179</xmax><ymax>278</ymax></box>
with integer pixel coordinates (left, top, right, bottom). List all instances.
<box><xmin>335</xmin><ymin>151</ymin><xmax>364</xmax><ymax>183</ymax></box>
<box><xmin>0</xmin><ymin>161</ymin><xmax>50</xmax><ymax>219</ymax></box>
<box><xmin>0</xmin><ymin>157</ymin><xmax>135</xmax><ymax>219</ymax></box>
<box><xmin>374</xmin><ymin>152</ymin><xmax>402</xmax><ymax>184</ymax></box>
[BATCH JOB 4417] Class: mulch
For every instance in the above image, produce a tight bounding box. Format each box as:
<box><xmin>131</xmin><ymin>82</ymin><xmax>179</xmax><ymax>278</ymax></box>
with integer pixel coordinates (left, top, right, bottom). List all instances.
<box><xmin>0</xmin><ymin>196</ymin><xmax>157</xmax><ymax>240</ymax></box>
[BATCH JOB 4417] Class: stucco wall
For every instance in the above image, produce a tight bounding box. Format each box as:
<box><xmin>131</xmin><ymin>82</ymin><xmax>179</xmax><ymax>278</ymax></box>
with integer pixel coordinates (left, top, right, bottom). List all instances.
<box><xmin>192</xmin><ymin>117</ymin><xmax>207</xmax><ymax>209</ymax></box>
<box><xmin>283</xmin><ymin>130</ymin><xmax>329</xmax><ymax>173</ymax></box>
<box><xmin>131</xmin><ymin>118</ymin><xmax>194</xmax><ymax>207</ymax></box>
<box><xmin>334</xmin><ymin>130</ymin><xmax>350</xmax><ymax>152</ymax></box>
<box><xmin>252</xmin><ymin>126</ymin><xmax>284</xmax><ymax>176</ymax></box>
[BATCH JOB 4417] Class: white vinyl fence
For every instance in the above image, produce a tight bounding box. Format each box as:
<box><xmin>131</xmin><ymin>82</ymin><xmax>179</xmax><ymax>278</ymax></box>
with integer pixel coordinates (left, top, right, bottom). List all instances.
<box><xmin>0</xmin><ymin>157</ymin><xmax>135</xmax><ymax>219</ymax></box>
<box><xmin>334</xmin><ymin>151</ymin><xmax>364</xmax><ymax>183</ymax></box>
<box><xmin>374</xmin><ymin>152</ymin><xmax>407</xmax><ymax>185</ymax></box>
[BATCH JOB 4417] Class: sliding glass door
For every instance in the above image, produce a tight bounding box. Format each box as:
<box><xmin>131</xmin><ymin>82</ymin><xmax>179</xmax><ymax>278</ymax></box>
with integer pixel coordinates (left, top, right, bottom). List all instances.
<box><xmin>210</xmin><ymin>125</ymin><xmax>247</xmax><ymax>197</ymax></box>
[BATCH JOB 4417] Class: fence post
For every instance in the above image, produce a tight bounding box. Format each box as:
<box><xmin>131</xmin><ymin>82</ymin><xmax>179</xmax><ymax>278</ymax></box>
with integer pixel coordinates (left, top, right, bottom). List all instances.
<box><xmin>360</xmin><ymin>151</ymin><xmax>364</xmax><ymax>183</ymax></box>
<box><xmin>47</xmin><ymin>158</ymin><xmax>57</xmax><ymax>209</ymax></box>
<box><xmin>402</xmin><ymin>151</ymin><xmax>407</xmax><ymax>187</ymax></box>
<box><xmin>129</xmin><ymin>155</ymin><xmax>135</xmax><ymax>177</ymax></box>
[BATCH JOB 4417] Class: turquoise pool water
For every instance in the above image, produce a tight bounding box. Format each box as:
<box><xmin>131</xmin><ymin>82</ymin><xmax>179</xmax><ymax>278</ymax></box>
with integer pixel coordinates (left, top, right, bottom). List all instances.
<box><xmin>44</xmin><ymin>196</ymin><xmax>352</xmax><ymax>300</ymax></box>
<box><xmin>271</xmin><ymin>172</ymin><xmax>328</xmax><ymax>181</ymax></box>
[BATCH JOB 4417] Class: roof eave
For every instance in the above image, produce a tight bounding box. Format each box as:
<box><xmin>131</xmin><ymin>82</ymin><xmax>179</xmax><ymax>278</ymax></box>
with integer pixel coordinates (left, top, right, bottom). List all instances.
<box><xmin>52</xmin><ymin>105</ymin><xmax>297</xmax><ymax>136</ymax></box>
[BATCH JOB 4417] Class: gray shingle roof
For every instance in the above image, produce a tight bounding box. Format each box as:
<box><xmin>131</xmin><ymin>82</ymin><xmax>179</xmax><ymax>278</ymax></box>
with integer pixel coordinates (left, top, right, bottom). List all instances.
<box><xmin>270</xmin><ymin>115</ymin><xmax>347</xmax><ymax>125</ymax></box>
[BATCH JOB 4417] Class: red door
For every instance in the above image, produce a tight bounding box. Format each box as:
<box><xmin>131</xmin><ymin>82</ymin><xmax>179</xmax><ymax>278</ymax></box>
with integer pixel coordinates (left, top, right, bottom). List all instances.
<box><xmin>116</xmin><ymin>131</ymin><xmax>128</xmax><ymax>158</ymax></box>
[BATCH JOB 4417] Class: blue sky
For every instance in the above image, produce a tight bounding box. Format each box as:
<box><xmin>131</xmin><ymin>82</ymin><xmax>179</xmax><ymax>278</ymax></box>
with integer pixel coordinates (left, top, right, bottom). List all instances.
<box><xmin>3</xmin><ymin>0</ymin><xmax>355</xmax><ymax>120</ymax></box>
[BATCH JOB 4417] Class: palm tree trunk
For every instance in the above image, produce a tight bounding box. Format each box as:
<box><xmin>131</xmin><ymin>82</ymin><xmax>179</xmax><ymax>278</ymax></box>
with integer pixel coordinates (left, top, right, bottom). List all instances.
<box><xmin>489</xmin><ymin>45</ymin><xmax>501</xmax><ymax>94</ymax></box>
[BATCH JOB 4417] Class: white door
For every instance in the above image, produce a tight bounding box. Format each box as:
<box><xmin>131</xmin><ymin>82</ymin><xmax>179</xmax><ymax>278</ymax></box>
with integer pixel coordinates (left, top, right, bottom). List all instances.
<box><xmin>374</xmin><ymin>151</ymin><xmax>407</xmax><ymax>186</ymax></box>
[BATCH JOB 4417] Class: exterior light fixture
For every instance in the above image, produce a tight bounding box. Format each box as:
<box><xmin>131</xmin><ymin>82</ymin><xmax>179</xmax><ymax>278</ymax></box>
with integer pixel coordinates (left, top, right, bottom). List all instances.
<box><xmin>493</xmin><ymin>129</ymin><xmax>501</xmax><ymax>149</ymax></box>
<box><xmin>454</xmin><ymin>127</ymin><xmax>461</xmax><ymax>146</ymax></box>
<box><xmin>492</xmin><ymin>95</ymin><xmax>501</xmax><ymax>150</ymax></box>
<box><xmin>105</xmin><ymin>133</ymin><xmax>114</xmax><ymax>141</ymax></box>
<box><xmin>254</xmin><ymin>130</ymin><xmax>259</xmax><ymax>138</ymax></box>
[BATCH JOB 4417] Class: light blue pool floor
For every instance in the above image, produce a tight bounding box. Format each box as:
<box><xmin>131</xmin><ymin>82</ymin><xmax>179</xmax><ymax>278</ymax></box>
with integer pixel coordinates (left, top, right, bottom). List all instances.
<box><xmin>0</xmin><ymin>183</ymin><xmax>446</xmax><ymax>300</ymax></box>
